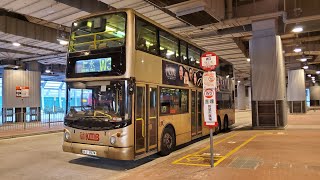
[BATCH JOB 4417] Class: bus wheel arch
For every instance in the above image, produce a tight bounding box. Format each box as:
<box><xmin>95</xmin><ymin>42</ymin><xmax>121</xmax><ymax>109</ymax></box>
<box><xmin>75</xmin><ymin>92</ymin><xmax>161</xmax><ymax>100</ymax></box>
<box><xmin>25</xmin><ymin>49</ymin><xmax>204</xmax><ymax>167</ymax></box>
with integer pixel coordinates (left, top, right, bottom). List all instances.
<box><xmin>159</xmin><ymin>124</ymin><xmax>176</xmax><ymax>156</ymax></box>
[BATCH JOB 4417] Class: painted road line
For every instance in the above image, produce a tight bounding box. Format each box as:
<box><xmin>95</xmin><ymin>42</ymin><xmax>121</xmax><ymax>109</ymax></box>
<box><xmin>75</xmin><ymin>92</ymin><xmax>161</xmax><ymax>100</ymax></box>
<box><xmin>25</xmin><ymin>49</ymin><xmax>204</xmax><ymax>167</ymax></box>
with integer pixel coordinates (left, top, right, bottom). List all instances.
<box><xmin>214</xmin><ymin>134</ymin><xmax>258</xmax><ymax>167</ymax></box>
<box><xmin>172</xmin><ymin>132</ymin><xmax>239</xmax><ymax>165</ymax></box>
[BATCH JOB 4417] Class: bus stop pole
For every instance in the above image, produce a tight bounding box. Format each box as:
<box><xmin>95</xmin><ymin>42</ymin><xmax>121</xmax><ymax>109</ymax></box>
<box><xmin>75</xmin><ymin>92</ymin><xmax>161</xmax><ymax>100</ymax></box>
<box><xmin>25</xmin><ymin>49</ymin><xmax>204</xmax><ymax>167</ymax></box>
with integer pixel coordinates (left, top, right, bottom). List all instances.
<box><xmin>210</xmin><ymin>127</ymin><xmax>214</xmax><ymax>168</ymax></box>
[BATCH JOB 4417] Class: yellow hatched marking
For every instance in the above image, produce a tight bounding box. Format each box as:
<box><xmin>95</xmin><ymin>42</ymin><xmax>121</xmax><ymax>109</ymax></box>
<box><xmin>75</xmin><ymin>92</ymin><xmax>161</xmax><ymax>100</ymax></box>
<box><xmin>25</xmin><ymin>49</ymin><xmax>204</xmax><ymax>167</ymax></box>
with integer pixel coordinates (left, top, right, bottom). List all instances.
<box><xmin>172</xmin><ymin>133</ymin><xmax>239</xmax><ymax>165</ymax></box>
<box><xmin>214</xmin><ymin>134</ymin><xmax>258</xmax><ymax>167</ymax></box>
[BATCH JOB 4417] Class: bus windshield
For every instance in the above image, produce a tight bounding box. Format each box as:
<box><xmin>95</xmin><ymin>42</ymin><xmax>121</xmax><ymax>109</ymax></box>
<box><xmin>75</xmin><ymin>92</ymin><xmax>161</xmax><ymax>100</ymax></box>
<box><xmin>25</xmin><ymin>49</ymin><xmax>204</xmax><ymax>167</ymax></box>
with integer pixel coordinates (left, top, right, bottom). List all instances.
<box><xmin>65</xmin><ymin>80</ymin><xmax>131</xmax><ymax>130</ymax></box>
<box><xmin>69</xmin><ymin>12</ymin><xmax>126</xmax><ymax>52</ymax></box>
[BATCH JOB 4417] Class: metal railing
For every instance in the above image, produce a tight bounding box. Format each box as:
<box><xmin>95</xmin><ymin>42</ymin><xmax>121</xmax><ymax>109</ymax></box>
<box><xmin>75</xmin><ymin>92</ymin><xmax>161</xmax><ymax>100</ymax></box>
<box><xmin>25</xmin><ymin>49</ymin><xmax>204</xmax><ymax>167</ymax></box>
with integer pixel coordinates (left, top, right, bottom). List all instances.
<box><xmin>0</xmin><ymin>111</ymin><xmax>64</xmax><ymax>131</ymax></box>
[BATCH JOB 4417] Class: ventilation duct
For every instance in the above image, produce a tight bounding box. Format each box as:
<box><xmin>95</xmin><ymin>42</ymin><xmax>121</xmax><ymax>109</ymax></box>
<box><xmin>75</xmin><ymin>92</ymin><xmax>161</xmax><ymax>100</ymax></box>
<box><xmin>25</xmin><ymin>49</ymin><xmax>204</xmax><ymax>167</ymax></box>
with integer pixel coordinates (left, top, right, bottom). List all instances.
<box><xmin>167</xmin><ymin>0</ymin><xmax>225</xmax><ymax>26</ymax></box>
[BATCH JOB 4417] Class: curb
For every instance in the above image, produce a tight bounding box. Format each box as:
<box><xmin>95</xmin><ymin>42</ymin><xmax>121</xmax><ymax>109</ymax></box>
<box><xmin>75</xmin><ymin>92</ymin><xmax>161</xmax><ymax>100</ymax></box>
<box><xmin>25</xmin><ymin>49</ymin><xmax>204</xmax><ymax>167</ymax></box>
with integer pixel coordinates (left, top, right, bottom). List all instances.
<box><xmin>0</xmin><ymin>129</ymin><xmax>64</xmax><ymax>140</ymax></box>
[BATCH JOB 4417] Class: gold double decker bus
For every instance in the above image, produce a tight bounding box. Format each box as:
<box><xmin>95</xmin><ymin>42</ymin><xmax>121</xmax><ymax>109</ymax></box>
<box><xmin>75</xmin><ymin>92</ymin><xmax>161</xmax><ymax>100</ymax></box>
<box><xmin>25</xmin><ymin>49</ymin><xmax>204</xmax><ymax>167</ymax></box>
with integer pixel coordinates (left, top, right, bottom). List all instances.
<box><xmin>63</xmin><ymin>9</ymin><xmax>235</xmax><ymax>160</ymax></box>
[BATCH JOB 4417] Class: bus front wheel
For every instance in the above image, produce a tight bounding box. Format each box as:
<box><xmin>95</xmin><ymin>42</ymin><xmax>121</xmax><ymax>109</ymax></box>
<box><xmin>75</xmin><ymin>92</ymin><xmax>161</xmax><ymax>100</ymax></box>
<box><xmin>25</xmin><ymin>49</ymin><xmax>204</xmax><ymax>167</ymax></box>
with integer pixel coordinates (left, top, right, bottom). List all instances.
<box><xmin>160</xmin><ymin>127</ymin><xmax>176</xmax><ymax>156</ymax></box>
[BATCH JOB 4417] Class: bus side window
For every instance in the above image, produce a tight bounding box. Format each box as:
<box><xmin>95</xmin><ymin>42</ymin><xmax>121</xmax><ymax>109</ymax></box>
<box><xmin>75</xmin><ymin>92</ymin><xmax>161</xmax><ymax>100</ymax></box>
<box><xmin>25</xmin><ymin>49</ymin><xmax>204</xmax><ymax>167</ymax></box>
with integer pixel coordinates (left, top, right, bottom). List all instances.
<box><xmin>136</xmin><ymin>18</ymin><xmax>158</xmax><ymax>55</ymax></box>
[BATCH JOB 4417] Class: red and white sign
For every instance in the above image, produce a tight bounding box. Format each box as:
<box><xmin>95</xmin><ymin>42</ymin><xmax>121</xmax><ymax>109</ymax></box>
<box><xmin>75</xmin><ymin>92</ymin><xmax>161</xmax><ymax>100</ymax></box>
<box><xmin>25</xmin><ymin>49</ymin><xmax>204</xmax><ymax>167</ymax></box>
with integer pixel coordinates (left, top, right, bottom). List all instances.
<box><xmin>200</xmin><ymin>52</ymin><xmax>219</xmax><ymax>71</ymax></box>
<box><xmin>203</xmin><ymin>72</ymin><xmax>218</xmax><ymax>127</ymax></box>
<box><xmin>203</xmin><ymin>71</ymin><xmax>217</xmax><ymax>88</ymax></box>
<box><xmin>16</xmin><ymin>86</ymin><xmax>29</xmax><ymax>98</ymax></box>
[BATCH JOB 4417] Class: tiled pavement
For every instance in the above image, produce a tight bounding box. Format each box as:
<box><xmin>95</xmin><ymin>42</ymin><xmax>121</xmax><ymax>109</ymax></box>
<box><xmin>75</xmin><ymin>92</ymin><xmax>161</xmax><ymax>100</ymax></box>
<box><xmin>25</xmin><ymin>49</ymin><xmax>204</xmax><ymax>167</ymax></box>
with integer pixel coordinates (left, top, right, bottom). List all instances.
<box><xmin>117</xmin><ymin>111</ymin><xmax>320</xmax><ymax>180</ymax></box>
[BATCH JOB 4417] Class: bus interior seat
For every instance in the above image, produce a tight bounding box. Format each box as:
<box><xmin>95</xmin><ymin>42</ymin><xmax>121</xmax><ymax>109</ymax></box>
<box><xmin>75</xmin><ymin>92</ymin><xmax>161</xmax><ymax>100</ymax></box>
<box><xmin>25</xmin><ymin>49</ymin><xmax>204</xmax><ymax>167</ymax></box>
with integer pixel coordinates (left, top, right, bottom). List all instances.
<box><xmin>149</xmin><ymin>45</ymin><xmax>157</xmax><ymax>54</ymax></box>
<box><xmin>160</xmin><ymin>48</ymin><xmax>168</xmax><ymax>57</ymax></box>
<box><xmin>137</xmin><ymin>38</ymin><xmax>147</xmax><ymax>51</ymax></box>
<box><xmin>99</xmin><ymin>43</ymin><xmax>107</xmax><ymax>49</ymax></box>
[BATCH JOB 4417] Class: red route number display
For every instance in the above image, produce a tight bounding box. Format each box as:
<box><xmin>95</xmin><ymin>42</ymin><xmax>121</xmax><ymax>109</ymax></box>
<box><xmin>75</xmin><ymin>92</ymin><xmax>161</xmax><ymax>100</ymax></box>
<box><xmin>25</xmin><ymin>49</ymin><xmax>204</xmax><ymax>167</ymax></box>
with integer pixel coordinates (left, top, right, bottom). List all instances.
<box><xmin>200</xmin><ymin>52</ymin><xmax>219</xmax><ymax>71</ymax></box>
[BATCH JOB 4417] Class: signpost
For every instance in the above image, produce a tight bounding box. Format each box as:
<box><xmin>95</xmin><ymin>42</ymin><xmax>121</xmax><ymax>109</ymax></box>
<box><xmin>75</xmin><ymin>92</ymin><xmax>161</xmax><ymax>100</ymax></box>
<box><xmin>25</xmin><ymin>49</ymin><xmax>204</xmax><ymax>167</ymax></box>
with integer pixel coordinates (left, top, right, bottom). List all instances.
<box><xmin>201</xmin><ymin>52</ymin><xmax>219</xmax><ymax>168</ymax></box>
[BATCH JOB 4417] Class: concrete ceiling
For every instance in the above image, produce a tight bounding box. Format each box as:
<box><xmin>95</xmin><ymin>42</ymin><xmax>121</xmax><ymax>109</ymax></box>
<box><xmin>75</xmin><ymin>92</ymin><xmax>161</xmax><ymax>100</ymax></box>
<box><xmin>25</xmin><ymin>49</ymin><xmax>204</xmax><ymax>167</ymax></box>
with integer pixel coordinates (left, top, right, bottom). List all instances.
<box><xmin>0</xmin><ymin>0</ymin><xmax>319</xmax><ymax>81</ymax></box>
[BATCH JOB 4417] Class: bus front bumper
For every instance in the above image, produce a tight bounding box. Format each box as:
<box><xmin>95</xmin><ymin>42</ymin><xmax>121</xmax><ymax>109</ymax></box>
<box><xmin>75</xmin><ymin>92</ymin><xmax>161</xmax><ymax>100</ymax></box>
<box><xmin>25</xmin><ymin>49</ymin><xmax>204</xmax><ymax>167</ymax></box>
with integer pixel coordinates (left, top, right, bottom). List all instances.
<box><xmin>63</xmin><ymin>141</ymin><xmax>134</xmax><ymax>160</ymax></box>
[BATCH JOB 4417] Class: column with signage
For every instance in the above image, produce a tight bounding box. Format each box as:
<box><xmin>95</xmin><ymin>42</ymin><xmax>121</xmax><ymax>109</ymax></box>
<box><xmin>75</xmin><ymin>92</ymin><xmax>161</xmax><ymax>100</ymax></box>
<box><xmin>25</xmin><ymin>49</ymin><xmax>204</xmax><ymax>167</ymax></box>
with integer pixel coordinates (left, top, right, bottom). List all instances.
<box><xmin>200</xmin><ymin>52</ymin><xmax>219</xmax><ymax>168</ymax></box>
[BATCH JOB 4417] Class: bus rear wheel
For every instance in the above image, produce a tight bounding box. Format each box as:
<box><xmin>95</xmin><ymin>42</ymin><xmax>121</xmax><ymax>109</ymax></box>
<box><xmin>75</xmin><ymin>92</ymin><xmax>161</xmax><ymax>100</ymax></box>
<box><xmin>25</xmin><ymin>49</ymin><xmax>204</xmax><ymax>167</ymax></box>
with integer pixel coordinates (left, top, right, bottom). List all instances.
<box><xmin>223</xmin><ymin>116</ymin><xmax>229</xmax><ymax>132</ymax></box>
<box><xmin>160</xmin><ymin>127</ymin><xmax>176</xmax><ymax>156</ymax></box>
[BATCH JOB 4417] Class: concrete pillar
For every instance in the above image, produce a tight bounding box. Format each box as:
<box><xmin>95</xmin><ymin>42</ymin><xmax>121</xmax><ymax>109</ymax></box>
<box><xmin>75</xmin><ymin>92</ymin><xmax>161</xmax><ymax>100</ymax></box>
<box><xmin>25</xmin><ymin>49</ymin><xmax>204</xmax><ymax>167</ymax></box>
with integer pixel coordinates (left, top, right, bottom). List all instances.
<box><xmin>287</xmin><ymin>69</ymin><xmax>306</xmax><ymax>113</ymax></box>
<box><xmin>310</xmin><ymin>83</ymin><xmax>320</xmax><ymax>106</ymax></box>
<box><xmin>237</xmin><ymin>81</ymin><xmax>246</xmax><ymax>110</ymax></box>
<box><xmin>250</xmin><ymin>19</ymin><xmax>287</xmax><ymax>128</ymax></box>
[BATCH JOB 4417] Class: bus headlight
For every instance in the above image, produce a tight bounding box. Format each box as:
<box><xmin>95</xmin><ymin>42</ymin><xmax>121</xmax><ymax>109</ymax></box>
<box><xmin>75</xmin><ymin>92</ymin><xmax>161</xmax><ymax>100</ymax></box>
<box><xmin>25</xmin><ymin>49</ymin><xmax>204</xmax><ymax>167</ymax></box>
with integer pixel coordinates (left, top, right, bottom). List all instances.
<box><xmin>110</xmin><ymin>136</ymin><xmax>116</xmax><ymax>145</ymax></box>
<box><xmin>64</xmin><ymin>131</ymin><xmax>71</xmax><ymax>141</ymax></box>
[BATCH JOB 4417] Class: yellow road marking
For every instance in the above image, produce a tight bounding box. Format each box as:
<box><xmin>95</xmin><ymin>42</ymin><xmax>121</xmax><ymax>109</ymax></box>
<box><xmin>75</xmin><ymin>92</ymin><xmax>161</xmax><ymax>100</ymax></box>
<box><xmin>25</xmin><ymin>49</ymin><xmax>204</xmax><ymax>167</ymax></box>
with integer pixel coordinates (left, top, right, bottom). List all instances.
<box><xmin>172</xmin><ymin>133</ymin><xmax>239</xmax><ymax>164</ymax></box>
<box><xmin>214</xmin><ymin>134</ymin><xmax>258</xmax><ymax>167</ymax></box>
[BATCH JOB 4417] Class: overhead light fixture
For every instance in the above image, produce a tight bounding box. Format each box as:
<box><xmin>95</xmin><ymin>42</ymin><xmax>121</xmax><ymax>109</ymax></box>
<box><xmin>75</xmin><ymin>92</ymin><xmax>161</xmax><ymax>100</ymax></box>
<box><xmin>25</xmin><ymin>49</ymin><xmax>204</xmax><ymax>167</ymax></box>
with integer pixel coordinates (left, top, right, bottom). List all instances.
<box><xmin>57</xmin><ymin>39</ymin><xmax>68</xmax><ymax>45</ymax></box>
<box><xmin>292</xmin><ymin>26</ymin><xmax>303</xmax><ymax>33</ymax></box>
<box><xmin>246</xmin><ymin>58</ymin><xmax>250</xmax><ymax>62</ymax></box>
<box><xmin>308</xmin><ymin>74</ymin><xmax>312</xmax><ymax>77</ymax></box>
<box><xmin>226</xmin><ymin>75</ymin><xmax>230</xmax><ymax>78</ymax></box>
<box><xmin>300</xmin><ymin>58</ymin><xmax>307</xmax><ymax>62</ymax></box>
<box><xmin>12</xmin><ymin>42</ymin><xmax>21</xmax><ymax>47</ymax></box>
<box><xmin>237</xmin><ymin>80</ymin><xmax>241</xmax><ymax>83</ymax></box>
<box><xmin>293</xmin><ymin>48</ymin><xmax>302</xmax><ymax>53</ymax></box>
<box><xmin>45</xmin><ymin>69</ymin><xmax>51</xmax><ymax>73</ymax></box>
<box><xmin>316</xmin><ymin>71</ymin><xmax>320</xmax><ymax>74</ymax></box>
<box><xmin>303</xmin><ymin>65</ymin><xmax>308</xmax><ymax>69</ymax></box>
<box><xmin>311</xmin><ymin>77</ymin><xmax>315</xmax><ymax>79</ymax></box>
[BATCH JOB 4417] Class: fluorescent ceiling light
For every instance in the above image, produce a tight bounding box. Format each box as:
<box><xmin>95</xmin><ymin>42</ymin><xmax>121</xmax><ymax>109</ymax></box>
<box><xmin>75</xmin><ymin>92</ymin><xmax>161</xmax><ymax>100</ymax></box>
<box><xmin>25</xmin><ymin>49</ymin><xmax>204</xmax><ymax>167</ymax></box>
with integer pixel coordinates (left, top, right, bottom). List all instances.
<box><xmin>311</xmin><ymin>77</ymin><xmax>315</xmax><ymax>79</ymax></box>
<box><xmin>303</xmin><ymin>65</ymin><xmax>308</xmax><ymax>69</ymax></box>
<box><xmin>45</xmin><ymin>69</ymin><xmax>51</xmax><ymax>73</ymax></box>
<box><xmin>12</xmin><ymin>42</ymin><xmax>21</xmax><ymax>47</ymax></box>
<box><xmin>57</xmin><ymin>39</ymin><xmax>68</xmax><ymax>45</ymax></box>
<box><xmin>300</xmin><ymin>58</ymin><xmax>307</xmax><ymax>62</ymax></box>
<box><xmin>246</xmin><ymin>58</ymin><xmax>250</xmax><ymax>62</ymax></box>
<box><xmin>316</xmin><ymin>71</ymin><xmax>320</xmax><ymax>74</ymax></box>
<box><xmin>293</xmin><ymin>48</ymin><xmax>302</xmax><ymax>53</ymax></box>
<box><xmin>237</xmin><ymin>80</ymin><xmax>241</xmax><ymax>83</ymax></box>
<box><xmin>292</xmin><ymin>26</ymin><xmax>303</xmax><ymax>33</ymax></box>
<box><xmin>308</xmin><ymin>74</ymin><xmax>312</xmax><ymax>77</ymax></box>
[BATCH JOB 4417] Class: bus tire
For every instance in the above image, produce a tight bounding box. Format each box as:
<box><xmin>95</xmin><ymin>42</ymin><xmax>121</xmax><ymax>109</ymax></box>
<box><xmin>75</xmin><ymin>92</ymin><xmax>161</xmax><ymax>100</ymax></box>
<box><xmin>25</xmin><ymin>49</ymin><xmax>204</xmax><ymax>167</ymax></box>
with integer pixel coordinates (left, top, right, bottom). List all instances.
<box><xmin>160</xmin><ymin>127</ymin><xmax>176</xmax><ymax>156</ymax></box>
<box><xmin>223</xmin><ymin>116</ymin><xmax>229</xmax><ymax>132</ymax></box>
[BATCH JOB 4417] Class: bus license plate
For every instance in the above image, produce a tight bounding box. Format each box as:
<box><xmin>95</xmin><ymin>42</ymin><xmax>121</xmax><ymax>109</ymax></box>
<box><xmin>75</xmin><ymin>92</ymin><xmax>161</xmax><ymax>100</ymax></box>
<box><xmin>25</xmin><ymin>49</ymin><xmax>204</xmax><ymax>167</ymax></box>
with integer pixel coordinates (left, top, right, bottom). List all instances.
<box><xmin>82</xmin><ymin>150</ymin><xmax>97</xmax><ymax>156</ymax></box>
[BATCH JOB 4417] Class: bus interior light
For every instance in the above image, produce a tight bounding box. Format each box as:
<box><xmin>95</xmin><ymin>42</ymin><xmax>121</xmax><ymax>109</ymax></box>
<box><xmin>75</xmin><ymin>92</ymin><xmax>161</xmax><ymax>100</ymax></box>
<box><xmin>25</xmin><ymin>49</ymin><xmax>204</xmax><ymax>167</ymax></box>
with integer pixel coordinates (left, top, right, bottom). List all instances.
<box><xmin>87</xmin><ymin>21</ymin><xmax>92</xmax><ymax>28</ymax></box>
<box><xmin>166</xmin><ymin>50</ymin><xmax>174</xmax><ymax>56</ymax></box>
<box><xmin>105</xmin><ymin>25</ymin><xmax>116</xmax><ymax>32</ymax></box>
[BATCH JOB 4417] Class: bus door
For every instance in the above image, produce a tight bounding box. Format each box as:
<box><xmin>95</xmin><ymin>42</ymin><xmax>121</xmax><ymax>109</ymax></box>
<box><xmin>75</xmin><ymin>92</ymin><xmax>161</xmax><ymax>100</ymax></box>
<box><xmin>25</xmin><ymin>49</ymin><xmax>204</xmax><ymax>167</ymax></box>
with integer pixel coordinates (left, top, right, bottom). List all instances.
<box><xmin>197</xmin><ymin>90</ymin><xmax>203</xmax><ymax>135</ymax></box>
<box><xmin>135</xmin><ymin>84</ymin><xmax>158</xmax><ymax>155</ymax></box>
<box><xmin>191</xmin><ymin>90</ymin><xmax>197</xmax><ymax>138</ymax></box>
<box><xmin>191</xmin><ymin>90</ymin><xmax>203</xmax><ymax>139</ymax></box>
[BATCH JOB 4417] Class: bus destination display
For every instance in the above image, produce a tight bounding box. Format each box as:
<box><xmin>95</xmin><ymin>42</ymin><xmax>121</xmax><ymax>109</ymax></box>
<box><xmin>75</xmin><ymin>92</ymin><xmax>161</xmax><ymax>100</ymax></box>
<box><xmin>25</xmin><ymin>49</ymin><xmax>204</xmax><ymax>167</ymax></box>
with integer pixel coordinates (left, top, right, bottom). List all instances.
<box><xmin>75</xmin><ymin>57</ymin><xmax>112</xmax><ymax>73</ymax></box>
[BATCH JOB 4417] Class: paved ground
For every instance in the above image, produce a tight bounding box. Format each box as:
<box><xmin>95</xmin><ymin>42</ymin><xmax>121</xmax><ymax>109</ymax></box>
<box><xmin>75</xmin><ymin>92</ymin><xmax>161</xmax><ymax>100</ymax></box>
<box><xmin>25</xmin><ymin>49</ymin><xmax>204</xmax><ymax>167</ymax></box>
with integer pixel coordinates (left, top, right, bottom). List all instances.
<box><xmin>0</xmin><ymin>111</ymin><xmax>320</xmax><ymax>180</ymax></box>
